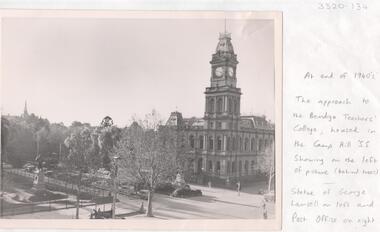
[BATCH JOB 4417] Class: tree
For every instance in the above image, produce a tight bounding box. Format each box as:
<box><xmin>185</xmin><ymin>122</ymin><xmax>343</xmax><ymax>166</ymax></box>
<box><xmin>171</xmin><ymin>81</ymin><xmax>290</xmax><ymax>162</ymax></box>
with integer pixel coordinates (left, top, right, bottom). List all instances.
<box><xmin>64</xmin><ymin>127</ymin><xmax>96</xmax><ymax>219</ymax></box>
<box><xmin>34</xmin><ymin>126</ymin><xmax>49</xmax><ymax>157</ymax></box>
<box><xmin>1</xmin><ymin>117</ymin><xmax>10</xmax><ymax>216</ymax></box>
<box><xmin>113</xmin><ymin>110</ymin><xmax>177</xmax><ymax>217</ymax></box>
<box><xmin>257</xmin><ymin>140</ymin><xmax>275</xmax><ymax>193</ymax></box>
<box><xmin>47</xmin><ymin>123</ymin><xmax>69</xmax><ymax>162</ymax></box>
<box><xmin>6</xmin><ymin>119</ymin><xmax>36</xmax><ymax>167</ymax></box>
<box><xmin>1</xmin><ymin>117</ymin><xmax>10</xmax><ymax>162</ymax></box>
<box><xmin>98</xmin><ymin>122</ymin><xmax>121</xmax><ymax>170</ymax></box>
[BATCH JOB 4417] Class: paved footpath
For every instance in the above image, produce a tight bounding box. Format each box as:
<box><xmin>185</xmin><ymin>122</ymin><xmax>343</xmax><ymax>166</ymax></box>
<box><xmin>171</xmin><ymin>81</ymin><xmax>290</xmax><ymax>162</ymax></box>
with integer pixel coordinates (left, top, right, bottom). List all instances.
<box><xmin>4</xmin><ymin>168</ymin><xmax>275</xmax><ymax>219</ymax></box>
<box><xmin>120</xmin><ymin>184</ymin><xmax>275</xmax><ymax>220</ymax></box>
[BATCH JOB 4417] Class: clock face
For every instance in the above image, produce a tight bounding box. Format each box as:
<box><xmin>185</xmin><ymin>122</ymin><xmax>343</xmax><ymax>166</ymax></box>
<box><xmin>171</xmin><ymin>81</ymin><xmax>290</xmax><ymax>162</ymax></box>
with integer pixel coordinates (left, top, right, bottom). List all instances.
<box><xmin>215</xmin><ymin>67</ymin><xmax>224</xmax><ymax>77</ymax></box>
<box><xmin>228</xmin><ymin>67</ymin><xmax>234</xmax><ymax>77</ymax></box>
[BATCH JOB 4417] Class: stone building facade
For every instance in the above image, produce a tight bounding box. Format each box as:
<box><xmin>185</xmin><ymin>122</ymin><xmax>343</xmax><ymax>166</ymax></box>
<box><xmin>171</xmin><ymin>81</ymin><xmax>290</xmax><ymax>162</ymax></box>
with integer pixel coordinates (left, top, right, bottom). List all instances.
<box><xmin>165</xmin><ymin>31</ymin><xmax>275</xmax><ymax>184</ymax></box>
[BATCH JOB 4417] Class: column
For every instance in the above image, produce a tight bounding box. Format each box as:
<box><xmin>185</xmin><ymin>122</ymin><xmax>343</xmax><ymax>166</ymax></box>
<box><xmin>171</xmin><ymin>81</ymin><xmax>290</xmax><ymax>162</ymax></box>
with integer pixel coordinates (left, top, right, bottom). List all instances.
<box><xmin>223</xmin><ymin>135</ymin><xmax>227</xmax><ymax>151</ymax></box>
<box><xmin>214</xmin><ymin>96</ymin><xmax>217</xmax><ymax>114</ymax></box>
<box><xmin>213</xmin><ymin>134</ymin><xmax>216</xmax><ymax>153</ymax></box>
<box><xmin>224</xmin><ymin>96</ymin><xmax>228</xmax><ymax>112</ymax></box>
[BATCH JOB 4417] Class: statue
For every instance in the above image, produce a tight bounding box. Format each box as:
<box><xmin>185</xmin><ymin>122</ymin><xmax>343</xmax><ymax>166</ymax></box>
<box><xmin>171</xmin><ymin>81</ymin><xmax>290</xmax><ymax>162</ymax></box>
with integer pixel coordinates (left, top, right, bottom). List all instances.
<box><xmin>173</xmin><ymin>172</ymin><xmax>186</xmax><ymax>188</ymax></box>
<box><xmin>32</xmin><ymin>154</ymin><xmax>46</xmax><ymax>191</ymax></box>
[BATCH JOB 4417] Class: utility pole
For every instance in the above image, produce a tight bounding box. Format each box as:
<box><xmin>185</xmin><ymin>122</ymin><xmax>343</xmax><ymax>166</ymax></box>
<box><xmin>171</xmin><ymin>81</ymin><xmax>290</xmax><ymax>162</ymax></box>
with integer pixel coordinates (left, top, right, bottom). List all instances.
<box><xmin>111</xmin><ymin>156</ymin><xmax>120</xmax><ymax>219</ymax></box>
<box><xmin>59</xmin><ymin>143</ymin><xmax>62</xmax><ymax>161</ymax></box>
<box><xmin>36</xmin><ymin>140</ymin><xmax>40</xmax><ymax>158</ymax></box>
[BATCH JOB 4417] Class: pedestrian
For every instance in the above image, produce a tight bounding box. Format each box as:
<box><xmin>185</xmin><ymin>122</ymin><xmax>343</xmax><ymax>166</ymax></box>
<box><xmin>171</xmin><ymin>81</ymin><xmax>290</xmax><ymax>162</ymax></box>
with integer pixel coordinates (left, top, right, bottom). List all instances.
<box><xmin>237</xmin><ymin>181</ymin><xmax>241</xmax><ymax>196</ymax></box>
<box><xmin>262</xmin><ymin>199</ymin><xmax>268</xmax><ymax>219</ymax></box>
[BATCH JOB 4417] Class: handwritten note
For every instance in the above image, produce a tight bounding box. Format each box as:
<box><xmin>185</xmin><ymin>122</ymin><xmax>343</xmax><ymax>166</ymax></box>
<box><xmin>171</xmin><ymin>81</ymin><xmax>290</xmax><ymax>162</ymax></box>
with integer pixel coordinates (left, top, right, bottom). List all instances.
<box><xmin>281</xmin><ymin>1</ymin><xmax>380</xmax><ymax>230</ymax></box>
<box><xmin>286</xmin><ymin>70</ymin><xmax>379</xmax><ymax>230</ymax></box>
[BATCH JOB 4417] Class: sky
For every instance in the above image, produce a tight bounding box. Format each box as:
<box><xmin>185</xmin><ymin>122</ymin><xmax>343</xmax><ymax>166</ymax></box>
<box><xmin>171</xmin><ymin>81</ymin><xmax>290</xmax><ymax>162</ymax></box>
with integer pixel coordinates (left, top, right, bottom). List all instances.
<box><xmin>1</xmin><ymin>17</ymin><xmax>274</xmax><ymax>127</ymax></box>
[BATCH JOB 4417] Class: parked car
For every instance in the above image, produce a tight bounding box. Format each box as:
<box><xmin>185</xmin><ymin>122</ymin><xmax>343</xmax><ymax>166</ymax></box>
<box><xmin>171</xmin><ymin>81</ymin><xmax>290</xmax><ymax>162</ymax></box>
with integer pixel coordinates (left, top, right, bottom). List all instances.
<box><xmin>171</xmin><ymin>185</ymin><xmax>202</xmax><ymax>198</ymax></box>
<box><xmin>23</xmin><ymin>163</ymin><xmax>36</xmax><ymax>172</ymax></box>
<box><xmin>119</xmin><ymin>183</ymin><xmax>134</xmax><ymax>195</ymax></box>
<box><xmin>154</xmin><ymin>182</ymin><xmax>176</xmax><ymax>195</ymax></box>
<box><xmin>44</xmin><ymin>170</ymin><xmax>54</xmax><ymax>177</ymax></box>
<box><xmin>136</xmin><ymin>189</ymin><xmax>149</xmax><ymax>200</ymax></box>
<box><xmin>2</xmin><ymin>163</ymin><xmax>13</xmax><ymax>169</ymax></box>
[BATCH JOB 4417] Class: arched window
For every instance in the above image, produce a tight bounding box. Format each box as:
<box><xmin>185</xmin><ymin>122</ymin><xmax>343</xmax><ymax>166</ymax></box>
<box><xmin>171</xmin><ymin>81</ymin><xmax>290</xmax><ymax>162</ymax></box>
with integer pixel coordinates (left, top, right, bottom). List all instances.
<box><xmin>216</xmin><ymin>121</ymin><xmax>222</xmax><ymax>129</ymax></box>
<box><xmin>251</xmin><ymin>160</ymin><xmax>255</xmax><ymax>173</ymax></box>
<box><xmin>244</xmin><ymin>138</ymin><xmax>249</xmax><ymax>151</ymax></box>
<box><xmin>269</xmin><ymin>139</ymin><xmax>273</xmax><ymax>151</ymax></box>
<box><xmin>234</xmin><ymin>99</ymin><xmax>238</xmax><ymax>114</ymax></box>
<box><xmin>259</xmin><ymin>139</ymin><xmax>263</xmax><ymax>151</ymax></box>
<box><xmin>226</xmin><ymin>136</ymin><xmax>231</xmax><ymax>151</ymax></box>
<box><xmin>216</xmin><ymin>161</ymin><xmax>221</xmax><ymax>174</ymax></box>
<box><xmin>232</xmin><ymin>161</ymin><xmax>236</xmax><ymax>173</ymax></box>
<box><xmin>208</xmin><ymin>136</ymin><xmax>214</xmax><ymax>150</ymax></box>
<box><xmin>239</xmin><ymin>136</ymin><xmax>243</xmax><ymax>151</ymax></box>
<box><xmin>217</xmin><ymin>136</ymin><xmax>222</xmax><ymax>151</ymax></box>
<box><xmin>208</xmin><ymin>160</ymin><xmax>213</xmax><ymax>172</ymax></box>
<box><xmin>199</xmin><ymin>135</ymin><xmax>204</xmax><ymax>149</ymax></box>
<box><xmin>244</xmin><ymin>160</ymin><xmax>249</xmax><ymax>175</ymax></box>
<box><xmin>238</xmin><ymin>160</ymin><xmax>242</xmax><ymax>175</ymax></box>
<box><xmin>209</xmin><ymin>98</ymin><xmax>215</xmax><ymax>113</ymax></box>
<box><xmin>227</xmin><ymin>161</ymin><xmax>231</xmax><ymax>174</ymax></box>
<box><xmin>197</xmin><ymin>158</ymin><xmax>203</xmax><ymax>173</ymax></box>
<box><xmin>228</xmin><ymin>98</ymin><xmax>233</xmax><ymax>113</ymax></box>
<box><xmin>216</xmin><ymin>98</ymin><xmax>223</xmax><ymax>113</ymax></box>
<box><xmin>251</xmin><ymin>138</ymin><xmax>255</xmax><ymax>151</ymax></box>
<box><xmin>232</xmin><ymin>137</ymin><xmax>237</xmax><ymax>151</ymax></box>
<box><xmin>189</xmin><ymin>135</ymin><xmax>195</xmax><ymax>149</ymax></box>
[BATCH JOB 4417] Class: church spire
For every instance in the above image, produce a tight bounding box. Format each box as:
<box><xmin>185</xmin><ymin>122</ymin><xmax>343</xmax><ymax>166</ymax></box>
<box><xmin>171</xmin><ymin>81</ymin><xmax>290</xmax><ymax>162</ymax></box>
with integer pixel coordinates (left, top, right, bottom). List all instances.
<box><xmin>23</xmin><ymin>100</ymin><xmax>28</xmax><ymax>117</ymax></box>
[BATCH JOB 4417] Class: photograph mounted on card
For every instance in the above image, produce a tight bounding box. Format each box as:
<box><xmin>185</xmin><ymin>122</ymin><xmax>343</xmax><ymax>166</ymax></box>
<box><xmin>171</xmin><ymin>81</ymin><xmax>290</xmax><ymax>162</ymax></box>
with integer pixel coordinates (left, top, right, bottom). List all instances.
<box><xmin>0</xmin><ymin>10</ymin><xmax>282</xmax><ymax>230</ymax></box>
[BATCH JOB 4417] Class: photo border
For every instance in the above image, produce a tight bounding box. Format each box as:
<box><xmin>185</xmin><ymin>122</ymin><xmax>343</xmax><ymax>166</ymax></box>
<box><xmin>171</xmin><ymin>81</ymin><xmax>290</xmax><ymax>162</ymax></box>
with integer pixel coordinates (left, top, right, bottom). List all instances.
<box><xmin>0</xmin><ymin>9</ymin><xmax>282</xmax><ymax>231</ymax></box>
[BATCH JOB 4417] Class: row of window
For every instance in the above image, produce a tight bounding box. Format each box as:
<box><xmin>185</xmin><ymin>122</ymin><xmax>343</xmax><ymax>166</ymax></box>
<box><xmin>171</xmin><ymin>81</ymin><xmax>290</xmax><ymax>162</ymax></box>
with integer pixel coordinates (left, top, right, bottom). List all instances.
<box><xmin>205</xmin><ymin>160</ymin><xmax>255</xmax><ymax>175</ymax></box>
<box><xmin>209</xmin><ymin>121</ymin><xmax>238</xmax><ymax>130</ymax></box>
<box><xmin>206</xmin><ymin>97</ymin><xmax>239</xmax><ymax>114</ymax></box>
<box><xmin>189</xmin><ymin>134</ymin><xmax>273</xmax><ymax>152</ymax></box>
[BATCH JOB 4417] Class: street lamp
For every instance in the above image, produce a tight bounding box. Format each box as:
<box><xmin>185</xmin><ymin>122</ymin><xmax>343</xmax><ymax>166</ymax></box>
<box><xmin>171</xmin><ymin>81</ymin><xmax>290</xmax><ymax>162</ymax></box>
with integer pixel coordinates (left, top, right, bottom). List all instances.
<box><xmin>111</xmin><ymin>155</ymin><xmax>120</xmax><ymax>219</ymax></box>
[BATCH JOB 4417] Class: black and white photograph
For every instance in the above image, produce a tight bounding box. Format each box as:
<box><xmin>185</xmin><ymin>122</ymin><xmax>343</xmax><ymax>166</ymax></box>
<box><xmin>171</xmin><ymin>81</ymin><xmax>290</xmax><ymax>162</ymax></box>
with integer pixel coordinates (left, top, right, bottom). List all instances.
<box><xmin>0</xmin><ymin>11</ymin><xmax>282</xmax><ymax>229</ymax></box>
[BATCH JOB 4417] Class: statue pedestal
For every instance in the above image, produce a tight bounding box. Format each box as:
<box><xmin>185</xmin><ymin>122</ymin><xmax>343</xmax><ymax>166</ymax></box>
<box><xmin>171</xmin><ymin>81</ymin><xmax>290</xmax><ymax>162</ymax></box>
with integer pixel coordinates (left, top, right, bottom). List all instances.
<box><xmin>173</xmin><ymin>173</ymin><xmax>186</xmax><ymax>188</ymax></box>
<box><xmin>32</xmin><ymin>170</ymin><xmax>46</xmax><ymax>192</ymax></box>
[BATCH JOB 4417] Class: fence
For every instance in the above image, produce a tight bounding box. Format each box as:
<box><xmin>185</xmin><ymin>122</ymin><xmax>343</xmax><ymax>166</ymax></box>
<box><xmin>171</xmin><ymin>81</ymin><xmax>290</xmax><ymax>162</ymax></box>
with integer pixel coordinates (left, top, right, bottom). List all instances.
<box><xmin>5</xmin><ymin>168</ymin><xmax>112</xmax><ymax>197</ymax></box>
<box><xmin>1</xmin><ymin>198</ymin><xmax>97</xmax><ymax>217</ymax></box>
<box><xmin>1</xmin><ymin>169</ymin><xmax>114</xmax><ymax>217</ymax></box>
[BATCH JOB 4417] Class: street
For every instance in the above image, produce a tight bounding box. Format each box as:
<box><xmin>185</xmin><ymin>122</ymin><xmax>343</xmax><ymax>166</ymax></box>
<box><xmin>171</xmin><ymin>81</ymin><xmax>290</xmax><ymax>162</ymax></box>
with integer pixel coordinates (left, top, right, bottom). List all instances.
<box><xmin>3</xmin><ymin>181</ymin><xmax>274</xmax><ymax>219</ymax></box>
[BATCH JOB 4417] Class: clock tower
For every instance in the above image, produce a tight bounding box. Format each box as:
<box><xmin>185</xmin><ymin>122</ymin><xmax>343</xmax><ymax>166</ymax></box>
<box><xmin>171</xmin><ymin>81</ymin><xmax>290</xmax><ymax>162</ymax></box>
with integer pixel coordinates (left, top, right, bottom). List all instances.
<box><xmin>204</xmin><ymin>32</ymin><xmax>241</xmax><ymax>131</ymax></box>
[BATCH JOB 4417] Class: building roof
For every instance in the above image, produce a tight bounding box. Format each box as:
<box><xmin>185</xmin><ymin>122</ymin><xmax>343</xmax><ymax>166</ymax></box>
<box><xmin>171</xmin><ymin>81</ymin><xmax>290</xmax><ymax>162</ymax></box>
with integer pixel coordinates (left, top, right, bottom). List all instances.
<box><xmin>182</xmin><ymin>117</ymin><xmax>204</xmax><ymax>127</ymax></box>
<box><xmin>165</xmin><ymin>111</ymin><xmax>274</xmax><ymax>131</ymax></box>
<box><xmin>165</xmin><ymin>111</ymin><xmax>184</xmax><ymax>126</ymax></box>
<box><xmin>239</xmin><ymin>115</ymin><xmax>275</xmax><ymax>130</ymax></box>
